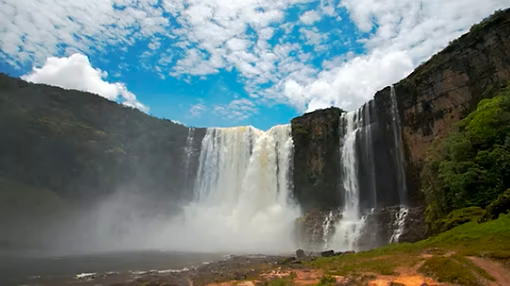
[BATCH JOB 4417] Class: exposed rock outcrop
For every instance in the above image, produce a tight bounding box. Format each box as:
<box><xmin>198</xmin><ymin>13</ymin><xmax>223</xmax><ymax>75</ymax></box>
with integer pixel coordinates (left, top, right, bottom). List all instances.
<box><xmin>291</xmin><ymin>107</ymin><xmax>343</xmax><ymax>212</ymax></box>
<box><xmin>294</xmin><ymin>208</ymin><xmax>342</xmax><ymax>251</ymax></box>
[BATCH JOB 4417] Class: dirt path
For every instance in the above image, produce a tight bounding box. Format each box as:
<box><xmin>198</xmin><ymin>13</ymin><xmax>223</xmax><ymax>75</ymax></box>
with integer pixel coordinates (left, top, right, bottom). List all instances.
<box><xmin>469</xmin><ymin>257</ymin><xmax>510</xmax><ymax>286</ymax></box>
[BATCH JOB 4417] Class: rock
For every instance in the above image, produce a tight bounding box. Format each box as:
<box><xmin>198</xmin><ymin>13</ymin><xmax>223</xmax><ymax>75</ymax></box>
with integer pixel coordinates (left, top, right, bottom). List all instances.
<box><xmin>320</xmin><ymin>250</ymin><xmax>335</xmax><ymax>257</ymax></box>
<box><xmin>296</xmin><ymin>249</ymin><xmax>306</xmax><ymax>259</ymax></box>
<box><xmin>389</xmin><ymin>282</ymin><xmax>405</xmax><ymax>286</ymax></box>
<box><xmin>291</xmin><ymin>107</ymin><xmax>344</xmax><ymax>212</ymax></box>
<box><xmin>294</xmin><ymin>209</ymin><xmax>342</xmax><ymax>250</ymax></box>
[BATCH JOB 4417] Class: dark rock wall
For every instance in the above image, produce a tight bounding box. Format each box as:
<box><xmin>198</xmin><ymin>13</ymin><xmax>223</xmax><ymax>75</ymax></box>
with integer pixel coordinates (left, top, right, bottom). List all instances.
<box><xmin>291</xmin><ymin>107</ymin><xmax>343</xmax><ymax>212</ymax></box>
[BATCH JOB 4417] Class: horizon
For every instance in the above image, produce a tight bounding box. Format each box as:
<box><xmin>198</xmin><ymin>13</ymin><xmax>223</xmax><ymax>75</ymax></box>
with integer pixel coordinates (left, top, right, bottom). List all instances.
<box><xmin>0</xmin><ymin>1</ymin><xmax>507</xmax><ymax>130</ymax></box>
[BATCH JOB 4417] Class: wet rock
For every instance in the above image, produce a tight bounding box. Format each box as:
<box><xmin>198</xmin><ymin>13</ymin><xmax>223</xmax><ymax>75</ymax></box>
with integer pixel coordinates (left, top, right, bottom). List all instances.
<box><xmin>295</xmin><ymin>209</ymin><xmax>342</xmax><ymax>250</ymax></box>
<box><xmin>320</xmin><ymin>250</ymin><xmax>335</xmax><ymax>257</ymax></box>
<box><xmin>296</xmin><ymin>249</ymin><xmax>306</xmax><ymax>258</ymax></box>
<box><xmin>399</xmin><ymin>205</ymin><xmax>426</xmax><ymax>243</ymax></box>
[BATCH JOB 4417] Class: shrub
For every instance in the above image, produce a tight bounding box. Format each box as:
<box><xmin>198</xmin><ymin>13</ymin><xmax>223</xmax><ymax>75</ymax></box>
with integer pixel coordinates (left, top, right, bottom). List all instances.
<box><xmin>479</xmin><ymin>189</ymin><xmax>510</xmax><ymax>222</ymax></box>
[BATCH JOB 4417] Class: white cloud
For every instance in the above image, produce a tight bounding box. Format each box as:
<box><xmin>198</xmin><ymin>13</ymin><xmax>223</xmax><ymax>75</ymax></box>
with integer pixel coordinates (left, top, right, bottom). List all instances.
<box><xmin>1</xmin><ymin>0</ymin><xmax>509</xmax><ymax>120</ymax></box>
<box><xmin>189</xmin><ymin>102</ymin><xmax>206</xmax><ymax>117</ymax></box>
<box><xmin>22</xmin><ymin>53</ymin><xmax>149</xmax><ymax>112</ymax></box>
<box><xmin>300</xmin><ymin>10</ymin><xmax>321</xmax><ymax>25</ymax></box>
<box><xmin>213</xmin><ymin>98</ymin><xmax>258</xmax><ymax>121</ymax></box>
<box><xmin>171</xmin><ymin>120</ymin><xmax>184</xmax><ymax>125</ymax></box>
<box><xmin>0</xmin><ymin>0</ymin><xmax>171</xmax><ymax>67</ymax></box>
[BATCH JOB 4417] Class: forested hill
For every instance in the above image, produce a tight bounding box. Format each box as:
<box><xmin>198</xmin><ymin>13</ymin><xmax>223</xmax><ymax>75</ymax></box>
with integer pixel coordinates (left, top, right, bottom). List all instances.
<box><xmin>0</xmin><ymin>74</ymin><xmax>204</xmax><ymax>210</ymax></box>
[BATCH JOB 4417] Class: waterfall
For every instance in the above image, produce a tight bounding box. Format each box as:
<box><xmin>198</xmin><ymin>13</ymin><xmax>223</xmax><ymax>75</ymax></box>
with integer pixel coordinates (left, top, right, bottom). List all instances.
<box><xmin>389</xmin><ymin>86</ymin><xmax>408</xmax><ymax>241</ymax></box>
<box><xmin>360</xmin><ymin>102</ymin><xmax>377</xmax><ymax>208</ymax></box>
<box><xmin>168</xmin><ymin>125</ymin><xmax>301</xmax><ymax>253</ymax></box>
<box><xmin>390</xmin><ymin>86</ymin><xmax>408</xmax><ymax>205</ymax></box>
<box><xmin>322</xmin><ymin>211</ymin><xmax>335</xmax><ymax>249</ymax></box>
<box><xmin>330</xmin><ymin>112</ymin><xmax>366</xmax><ymax>251</ymax></box>
<box><xmin>183</xmin><ymin>127</ymin><xmax>195</xmax><ymax>190</ymax></box>
<box><xmin>390</xmin><ymin>206</ymin><xmax>409</xmax><ymax>243</ymax></box>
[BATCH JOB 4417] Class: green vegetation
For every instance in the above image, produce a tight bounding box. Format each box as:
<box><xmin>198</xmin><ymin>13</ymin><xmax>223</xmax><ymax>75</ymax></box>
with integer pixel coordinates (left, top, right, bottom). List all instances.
<box><xmin>421</xmin><ymin>86</ymin><xmax>510</xmax><ymax>233</ymax></box>
<box><xmin>434</xmin><ymin>207</ymin><xmax>484</xmax><ymax>233</ymax></box>
<box><xmin>0</xmin><ymin>177</ymin><xmax>65</xmax><ymax>215</ymax></box>
<box><xmin>451</xmin><ymin>254</ymin><xmax>495</xmax><ymax>281</ymax></box>
<box><xmin>0</xmin><ymin>73</ymin><xmax>195</xmax><ymax>204</ymax></box>
<box><xmin>479</xmin><ymin>188</ymin><xmax>510</xmax><ymax>222</ymax></box>
<box><xmin>470</xmin><ymin>9</ymin><xmax>505</xmax><ymax>33</ymax></box>
<box><xmin>418</xmin><ymin>256</ymin><xmax>479</xmax><ymax>285</ymax></box>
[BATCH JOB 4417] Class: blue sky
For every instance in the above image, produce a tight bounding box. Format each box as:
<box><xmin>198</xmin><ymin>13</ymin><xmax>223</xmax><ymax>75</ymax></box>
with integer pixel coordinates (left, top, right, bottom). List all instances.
<box><xmin>0</xmin><ymin>0</ymin><xmax>507</xmax><ymax>130</ymax></box>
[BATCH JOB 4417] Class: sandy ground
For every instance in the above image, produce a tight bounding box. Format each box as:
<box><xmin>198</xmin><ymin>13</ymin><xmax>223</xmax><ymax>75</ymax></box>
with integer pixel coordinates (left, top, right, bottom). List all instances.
<box><xmin>469</xmin><ymin>257</ymin><xmax>510</xmax><ymax>286</ymax></box>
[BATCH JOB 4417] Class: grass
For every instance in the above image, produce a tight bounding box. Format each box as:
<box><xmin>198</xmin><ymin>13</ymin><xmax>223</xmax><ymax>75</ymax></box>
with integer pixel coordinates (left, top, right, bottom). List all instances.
<box><xmin>451</xmin><ymin>254</ymin><xmax>495</xmax><ymax>281</ymax></box>
<box><xmin>418</xmin><ymin>256</ymin><xmax>480</xmax><ymax>285</ymax></box>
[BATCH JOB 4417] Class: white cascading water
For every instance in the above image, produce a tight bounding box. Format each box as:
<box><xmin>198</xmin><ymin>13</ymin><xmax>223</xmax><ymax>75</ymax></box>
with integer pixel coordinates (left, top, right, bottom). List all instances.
<box><xmin>389</xmin><ymin>85</ymin><xmax>408</xmax><ymax>242</ymax></box>
<box><xmin>183</xmin><ymin>127</ymin><xmax>195</xmax><ymax>189</ymax></box>
<box><xmin>321</xmin><ymin>211</ymin><xmax>335</xmax><ymax>249</ymax></box>
<box><xmin>330</xmin><ymin>112</ymin><xmax>367</xmax><ymax>251</ymax></box>
<box><xmin>390</xmin><ymin>86</ymin><xmax>408</xmax><ymax>204</ymax></box>
<box><xmin>164</xmin><ymin>125</ymin><xmax>301</xmax><ymax>254</ymax></box>
<box><xmin>390</xmin><ymin>206</ymin><xmax>409</xmax><ymax>243</ymax></box>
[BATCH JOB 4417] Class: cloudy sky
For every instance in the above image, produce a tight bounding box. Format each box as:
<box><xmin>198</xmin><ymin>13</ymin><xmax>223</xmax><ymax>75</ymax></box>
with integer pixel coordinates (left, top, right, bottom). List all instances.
<box><xmin>0</xmin><ymin>0</ymin><xmax>508</xmax><ymax>129</ymax></box>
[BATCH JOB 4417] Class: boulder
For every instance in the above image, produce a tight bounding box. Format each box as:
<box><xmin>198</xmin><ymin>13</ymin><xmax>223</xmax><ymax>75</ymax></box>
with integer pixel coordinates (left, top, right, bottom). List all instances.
<box><xmin>320</xmin><ymin>250</ymin><xmax>335</xmax><ymax>257</ymax></box>
<box><xmin>296</xmin><ymin>249</ymin><xmax>306</xmax><ymax>259</ymax></box>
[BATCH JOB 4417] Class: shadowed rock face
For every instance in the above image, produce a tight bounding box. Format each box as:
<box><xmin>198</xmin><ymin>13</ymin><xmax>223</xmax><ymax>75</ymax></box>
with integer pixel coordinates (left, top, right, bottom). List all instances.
<box><xmin>291</xmin><ymin>107</ymin><xmax>343</xmax><ymax>212</ymax></box>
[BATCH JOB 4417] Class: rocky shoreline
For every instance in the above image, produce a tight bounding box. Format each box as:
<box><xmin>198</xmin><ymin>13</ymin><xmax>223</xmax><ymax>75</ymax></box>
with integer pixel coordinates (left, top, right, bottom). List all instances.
<box><xmin>65</xmin><ymin>250</ymin><xmax>357</xmax><ymax>286</ymax></box>
<box><xmin>24</xmin><ymin>254</ymin><xmax>296</xmax><ymax>286</ymax></box>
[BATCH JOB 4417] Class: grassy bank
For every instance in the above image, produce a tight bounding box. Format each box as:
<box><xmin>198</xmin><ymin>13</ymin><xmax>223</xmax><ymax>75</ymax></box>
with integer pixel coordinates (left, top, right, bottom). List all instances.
<box><xmin>307</xmin><ymin>214</ymin><xmax>510</xmax><ymax>285</ymax></box>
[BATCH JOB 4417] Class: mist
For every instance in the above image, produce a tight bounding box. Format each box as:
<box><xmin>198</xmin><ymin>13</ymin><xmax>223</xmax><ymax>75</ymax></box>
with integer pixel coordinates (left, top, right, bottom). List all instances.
<box><xmin>1</xmin><ymin>124</ymin><xmax>301</xmax><ymax>257</ymax></box>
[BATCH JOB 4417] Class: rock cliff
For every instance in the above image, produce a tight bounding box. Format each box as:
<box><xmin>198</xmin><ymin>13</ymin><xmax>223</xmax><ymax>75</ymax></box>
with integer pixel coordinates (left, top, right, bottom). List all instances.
<box><xmin>291</xmin><ymin>107</ymin><xmax>343</xmax><ymax>212</ymax></box>
<box><xmin>291</xmin><ymin>8</ymin><xmax>510</xmax><ymax>247</ymax></box>
<box><xmin>386</xmin><ymin>9</ymin><xmax>510</xmax><ymax>204</ymax></box>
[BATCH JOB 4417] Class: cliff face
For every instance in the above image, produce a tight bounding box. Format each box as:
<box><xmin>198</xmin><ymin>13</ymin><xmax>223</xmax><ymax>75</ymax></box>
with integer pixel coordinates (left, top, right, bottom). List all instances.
<box><xmin>291</xmin><ymin>9</ymin><xmax>510</xmax><ymax>247</ymax></box>
<box><xmin>0</xmin><ymin>74</ymin><xmax>205</xmax><ymax>209</ymax></box>
<box><xmin>291</xmin><ymin>107</ymin><xmax>343</xmax><ymax>212</ymax></box>
<box><xmin>374</xmin><ymin>9</ymin><xmax>510</xmax><ymax>204</ymax></box>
